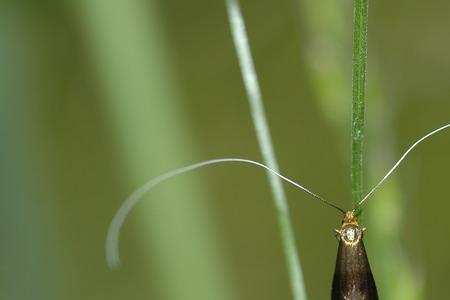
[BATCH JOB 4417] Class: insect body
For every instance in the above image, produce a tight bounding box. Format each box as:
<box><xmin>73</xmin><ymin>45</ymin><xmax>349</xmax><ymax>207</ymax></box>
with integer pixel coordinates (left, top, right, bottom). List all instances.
<box><xmin>332</xmin><ymin>211</ymin><xmax>378</xmax><ymax>300</ymax></box>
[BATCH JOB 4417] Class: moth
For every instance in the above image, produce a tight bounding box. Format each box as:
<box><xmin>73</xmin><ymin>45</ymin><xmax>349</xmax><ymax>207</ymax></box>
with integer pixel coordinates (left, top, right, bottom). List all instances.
<box><xmin>106</xmin><ymin>124</ymin><xmax>449</xmax><ymax>299</ymax></box>
<box><xmin>328</xmin><ymin>124</ymin><xmax>450</xmax><ymax>298</ymax></box>
<box><xmin>332</xmin><ymin>211</ymin><xmax>378</xmax><ymax>300</ymax></box>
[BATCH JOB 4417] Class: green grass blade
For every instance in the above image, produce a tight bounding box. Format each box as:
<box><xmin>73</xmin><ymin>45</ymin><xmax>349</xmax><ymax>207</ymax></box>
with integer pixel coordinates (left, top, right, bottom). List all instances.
<box><xmin>225</xmin><ymin>0</ymin><xmax>308</xmax><ymax>299</ymax></box>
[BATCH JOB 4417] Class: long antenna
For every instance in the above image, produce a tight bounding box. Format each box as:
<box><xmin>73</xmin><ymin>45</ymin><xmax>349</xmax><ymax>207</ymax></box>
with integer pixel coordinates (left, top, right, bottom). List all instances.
<box><xmin>106</xmin><ymin>157</ymin><xmax>344</xmax><ymax>269</ymax></box>
<box><xmin>357</xmin><ymin>123</ymin><xmax>450</xmax><ymax>209</ymax></box>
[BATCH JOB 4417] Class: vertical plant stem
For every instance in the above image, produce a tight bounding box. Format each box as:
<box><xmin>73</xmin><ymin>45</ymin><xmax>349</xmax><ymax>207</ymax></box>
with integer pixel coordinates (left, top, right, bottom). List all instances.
<box><xmin>225</xmin><ymin>0</ymin><xmax>307</xmax><ymax>299</ymax></box>
<box><xmin>351</xmin><ymin>0</ymin><xmax>369</xmax><ymax>210</ymax></box>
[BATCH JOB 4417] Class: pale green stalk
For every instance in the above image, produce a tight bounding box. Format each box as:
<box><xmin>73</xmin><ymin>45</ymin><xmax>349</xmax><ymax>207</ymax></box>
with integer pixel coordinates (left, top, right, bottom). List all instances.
<box><xmin>225</xmin><ymin>0</ymin><xmax>307</xmax><ymax>299</ymax></box>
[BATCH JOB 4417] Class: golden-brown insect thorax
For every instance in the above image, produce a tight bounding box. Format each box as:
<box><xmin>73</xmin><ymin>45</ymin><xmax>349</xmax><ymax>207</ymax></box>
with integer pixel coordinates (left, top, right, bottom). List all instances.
<box><xmin>334</xmin><ymin>211</ymin><xmax>365</xmax><ymax>246</ymax></box>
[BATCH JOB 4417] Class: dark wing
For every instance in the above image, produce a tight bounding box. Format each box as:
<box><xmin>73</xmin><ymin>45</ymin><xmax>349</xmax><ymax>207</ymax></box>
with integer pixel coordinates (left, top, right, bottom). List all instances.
<box><xmin>331</xmin><ymin>240</ymin><xmax>378</xmax><ymax>300</ymax></box>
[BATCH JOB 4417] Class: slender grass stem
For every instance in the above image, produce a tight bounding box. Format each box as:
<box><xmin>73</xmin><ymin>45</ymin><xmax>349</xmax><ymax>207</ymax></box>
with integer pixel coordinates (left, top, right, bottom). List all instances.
<box><xmin>351</xmin><ymin>0</ymin><xmax>369</xmax><ymax>211</ymax></box>
<box><xmin>225</xmin><ymin>0</ymin><xmax>307</xmax><ymax>299</ymax></box>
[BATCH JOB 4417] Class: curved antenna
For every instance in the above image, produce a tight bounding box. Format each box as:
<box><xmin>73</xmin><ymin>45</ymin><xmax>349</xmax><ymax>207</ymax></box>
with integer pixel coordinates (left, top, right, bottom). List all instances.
<box><xmin>106</xmin><ymin>157</ymin><xmax>344</xmax><ymax>269</ymax></box>
<box><xmin>357</xmin><ymin>123</ymin><xmax>450</xmax><ymax>209</ymax></box>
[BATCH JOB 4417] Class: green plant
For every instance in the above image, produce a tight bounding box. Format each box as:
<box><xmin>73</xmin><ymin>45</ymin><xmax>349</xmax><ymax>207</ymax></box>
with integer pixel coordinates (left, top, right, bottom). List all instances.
<box><xmin>351</xmin><ymin>0</ymin><xmax>369</xmax><ymax>212</ymax></box>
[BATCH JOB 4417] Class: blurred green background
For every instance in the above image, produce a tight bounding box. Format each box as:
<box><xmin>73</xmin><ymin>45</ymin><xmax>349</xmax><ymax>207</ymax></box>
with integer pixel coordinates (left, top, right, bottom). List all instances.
<box><xmin>1</xmin><ymin>0</ymin><xmax>449</xmax><ymax>299</ymax></box>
